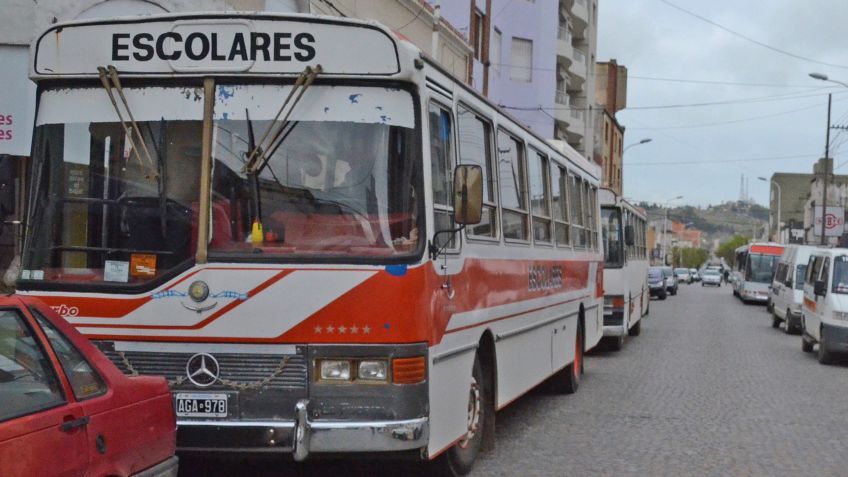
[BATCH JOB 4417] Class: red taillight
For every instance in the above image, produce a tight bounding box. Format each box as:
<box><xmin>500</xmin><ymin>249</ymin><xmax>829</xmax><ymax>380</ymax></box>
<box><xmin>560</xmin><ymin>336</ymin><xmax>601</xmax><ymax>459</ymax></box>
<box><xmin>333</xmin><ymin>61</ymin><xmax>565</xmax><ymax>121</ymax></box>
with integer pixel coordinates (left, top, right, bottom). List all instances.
<box><xmin>392</xmin><ymin>356</ymin><xmax>426</xmax><ymax>384</ymax></box>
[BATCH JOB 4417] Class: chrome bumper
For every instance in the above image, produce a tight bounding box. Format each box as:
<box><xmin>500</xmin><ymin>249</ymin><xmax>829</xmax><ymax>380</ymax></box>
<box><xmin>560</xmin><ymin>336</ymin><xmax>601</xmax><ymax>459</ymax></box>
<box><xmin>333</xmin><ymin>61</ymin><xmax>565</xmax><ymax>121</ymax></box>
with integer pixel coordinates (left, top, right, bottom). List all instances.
<box><xmin>178</xmin><ymin>399</ymin><xmax>428</xmax><ymax>460</ymax></box>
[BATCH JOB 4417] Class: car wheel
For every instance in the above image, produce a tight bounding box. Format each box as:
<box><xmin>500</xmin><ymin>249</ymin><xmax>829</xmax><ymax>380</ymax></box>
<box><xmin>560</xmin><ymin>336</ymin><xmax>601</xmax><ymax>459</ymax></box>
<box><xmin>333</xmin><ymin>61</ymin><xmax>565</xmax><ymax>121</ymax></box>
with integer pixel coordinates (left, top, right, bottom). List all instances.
<box><xmin>783</xmin><ymin>310</ymin><xmax>795</xmax><ymax>335</ymax></box>
<box><xmin>551</xmin><ymin>319</ymin><xmax>583</xmax><ymax>395</ymax></box>
<box><xmin>432</xmin><ymin>355</ymin><xmax>489</xmax><ymax>476</ymax></box>
<box><xmin>771</xmin><ymin>314</ymin><xmax>780</xmax><ymax>329</ymax></box>
<box><xmin>628</xmin><ymin>319</ymin><xmax>641</xmax><ymax>337</ymax></box>
<box><xmin>801</xmin><ymin>331</ymin><xmax>814</xmax><ymax>353</ymax></box>
<box><xmin>817</xmin><ymin>329</ymin><xmax>834</xmax><ymax>365</ymax></box>
<box><xmin>659</xmin><ymin>291</ymin><xmax>667</xmax><ymax>300</ymax></box>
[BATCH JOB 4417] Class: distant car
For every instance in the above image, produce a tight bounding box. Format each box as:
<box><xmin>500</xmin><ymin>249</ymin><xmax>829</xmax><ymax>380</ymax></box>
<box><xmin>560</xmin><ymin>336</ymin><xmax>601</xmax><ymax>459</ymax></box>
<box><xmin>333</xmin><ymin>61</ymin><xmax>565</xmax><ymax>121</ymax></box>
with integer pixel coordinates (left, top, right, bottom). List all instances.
<box><xmin>701</xmin><ymin>269</ymin><xmax>722</xmax><ymax>287</ymax></box>
<box><xmin>690</xmin><ymin>268</ymin><xmax>700</xmax><ymax>282</ymax></box>
<box><xmin>661</xmin><ymin>267</ymin><xmax>679</xmax><ymax>295</ymax></box>
<box><xmin>648</xmin><ymin>267</ymin><xmax>668</xmax><ymax>300</ymax></box>
<box><xmin>0</xmin><ymin>296</ymin><xmax>178</xmax><ymax>477</ymax></box>
<box><xmin>674</xmin><ymin>268</ymin><xmax>692</xmax><ymax>284</ymax></box>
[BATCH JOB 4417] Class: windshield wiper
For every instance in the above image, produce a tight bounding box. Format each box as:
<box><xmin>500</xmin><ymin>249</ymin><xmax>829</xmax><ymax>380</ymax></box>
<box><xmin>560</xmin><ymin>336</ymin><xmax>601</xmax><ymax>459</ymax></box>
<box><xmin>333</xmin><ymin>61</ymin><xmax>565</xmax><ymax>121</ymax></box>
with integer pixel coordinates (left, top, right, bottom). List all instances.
<box><xmin>243</xmin><ymin>64</ymin><xmax>322</xmax><ymax>176</ymax></box>
<box><xmin>97</xmin><ymin>65</ymin><xmax>157</xmax><ymax>180</ymax></box>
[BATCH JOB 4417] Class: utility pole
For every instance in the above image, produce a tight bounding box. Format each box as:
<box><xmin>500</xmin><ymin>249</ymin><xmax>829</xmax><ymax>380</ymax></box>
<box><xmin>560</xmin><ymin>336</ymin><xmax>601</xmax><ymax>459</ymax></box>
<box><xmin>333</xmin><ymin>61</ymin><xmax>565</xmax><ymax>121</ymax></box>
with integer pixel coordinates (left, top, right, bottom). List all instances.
<box><xmin>822</xmin><ymin>93</ymin><xmax>832</xmax><ymax>245</ymax></box>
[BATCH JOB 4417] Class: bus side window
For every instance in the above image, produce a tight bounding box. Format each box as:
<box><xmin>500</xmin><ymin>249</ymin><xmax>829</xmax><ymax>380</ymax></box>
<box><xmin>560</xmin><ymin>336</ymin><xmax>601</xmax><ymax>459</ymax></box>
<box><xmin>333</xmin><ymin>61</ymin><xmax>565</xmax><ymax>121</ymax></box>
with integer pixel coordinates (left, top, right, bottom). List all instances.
<box><xmin>428</xmin><ymin>102</ymin><xmax>457</xmax><ymax>249</ymax></box>
<box><xmin>568</xmin><ymin>174</ymin><xmax>584</xmax><ymax>248</ymax></box>
<box><xmin>821</xmin><ymin>258</ymin><xmax>830</xmax><ymax>295</ymax></box>
<box><xmin>527</xmin><ymin>150</ymin><xmax>551</xmax><ymax>243</ymax></box>
<box><xmin>496</xmin><ymin>130</ymin><xmax>529</xmax><ymax>242</ymax></box>
<box><xmin>551</xmin><ymin>164</ymin><xmax>570</xmax><ymax>247</ymax></box>
<box><xmin>457</xmin><ymin>104</ymin><xmax>497</xmax><ymax>239</ymax></box>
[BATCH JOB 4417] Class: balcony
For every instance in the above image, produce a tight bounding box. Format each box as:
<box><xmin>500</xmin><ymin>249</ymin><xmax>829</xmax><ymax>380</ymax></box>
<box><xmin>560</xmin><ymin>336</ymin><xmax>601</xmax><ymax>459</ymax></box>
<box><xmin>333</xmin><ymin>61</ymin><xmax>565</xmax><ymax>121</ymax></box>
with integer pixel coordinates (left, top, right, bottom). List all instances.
<box><xmin>554</xmin><ymin>90</ymin><xmax>571</xmax><ymax>125</ymax></box>
<box><xmin>557</xmin><ymin>28</ymin><xmax>574</xmax><ymax>61</ymax></box>
<box><xmin>568</xmin><ymin>47</ymin><xmax>587</xmax><ymax>78</ymax></box>
<box><xmin>571</xmin><ymin>0</ymin><xmax>589</xmax><ymax>26</ymax></box>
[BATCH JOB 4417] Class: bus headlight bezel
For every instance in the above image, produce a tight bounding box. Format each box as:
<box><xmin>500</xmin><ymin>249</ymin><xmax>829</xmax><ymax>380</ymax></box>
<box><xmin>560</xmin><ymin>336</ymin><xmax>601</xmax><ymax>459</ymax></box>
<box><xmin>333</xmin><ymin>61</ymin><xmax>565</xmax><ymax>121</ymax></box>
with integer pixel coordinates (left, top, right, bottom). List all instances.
<box><xmin>319</xmin><ymin>359</ymin><xmax>352</xmax><ymax>381</ymax></box>
<box><xmin>358</xmin><ymin>360</ymin><xmax>388</xmax><ymax>381</ymax></box>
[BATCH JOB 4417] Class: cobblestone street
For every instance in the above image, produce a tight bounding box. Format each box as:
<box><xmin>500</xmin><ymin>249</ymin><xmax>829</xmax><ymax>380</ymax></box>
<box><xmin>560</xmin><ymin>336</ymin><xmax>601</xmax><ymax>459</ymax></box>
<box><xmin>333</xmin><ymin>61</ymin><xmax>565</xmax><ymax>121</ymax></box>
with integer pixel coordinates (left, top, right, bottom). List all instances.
<box><xmin>184</xmin><ymin>282</ymin><xmax>848</xmax><ymax>476</ymax></box>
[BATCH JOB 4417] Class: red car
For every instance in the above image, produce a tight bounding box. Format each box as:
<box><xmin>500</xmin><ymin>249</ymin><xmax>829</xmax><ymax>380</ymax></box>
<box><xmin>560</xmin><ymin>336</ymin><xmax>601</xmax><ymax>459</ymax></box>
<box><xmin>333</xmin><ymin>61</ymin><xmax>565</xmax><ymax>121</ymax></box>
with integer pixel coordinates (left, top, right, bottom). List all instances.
<box><xmin>0</xmin><ymin>296</ymin><xmax>178</xmax><ymax>477</ymax></box>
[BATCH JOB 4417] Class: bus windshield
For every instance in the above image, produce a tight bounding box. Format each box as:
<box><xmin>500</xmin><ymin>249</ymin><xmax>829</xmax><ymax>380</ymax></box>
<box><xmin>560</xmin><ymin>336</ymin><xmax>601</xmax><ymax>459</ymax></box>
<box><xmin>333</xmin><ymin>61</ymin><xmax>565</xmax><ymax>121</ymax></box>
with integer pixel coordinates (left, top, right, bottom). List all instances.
<box><xmin>601</xmin><ymin>207</ymin><xmax>623</xmax><ymax>268</ymax></box>
<box><xmin>832</xmin><ymin>256</ymin><xmax>848</xmax><ymax>294</ymax></box>
<box><xmin>209</xmin><ymin>84</ymin><xmax>421</xmax><ymax>260</ymax></box>
<box><xmin>745</xmin><ymin>253</ymin><xmax>778</xmax><ymax>283</ymax></box>
<box><xmin>21</xmin><ymin>83</ymin><xmax>421</xmax><ymax>287</ymax></box>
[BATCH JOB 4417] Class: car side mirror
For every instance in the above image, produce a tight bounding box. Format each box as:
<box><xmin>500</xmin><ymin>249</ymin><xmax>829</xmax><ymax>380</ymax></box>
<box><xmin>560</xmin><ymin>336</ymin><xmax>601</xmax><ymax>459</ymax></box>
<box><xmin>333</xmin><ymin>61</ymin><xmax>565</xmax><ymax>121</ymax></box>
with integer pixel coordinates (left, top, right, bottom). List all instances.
<box><xmin>453</xmin><ymin>165</ymin><xmax>483</xmax><ymax>225</ymax></box>
<box><xmin>624</xmin><ymin>225</ymin><xmax>635</xmax><ymax>246</ymax></box>
<box><xmin>814</xmin><ymin>280</ymin><xmax>826</xmax><ymax>296</ymax></box>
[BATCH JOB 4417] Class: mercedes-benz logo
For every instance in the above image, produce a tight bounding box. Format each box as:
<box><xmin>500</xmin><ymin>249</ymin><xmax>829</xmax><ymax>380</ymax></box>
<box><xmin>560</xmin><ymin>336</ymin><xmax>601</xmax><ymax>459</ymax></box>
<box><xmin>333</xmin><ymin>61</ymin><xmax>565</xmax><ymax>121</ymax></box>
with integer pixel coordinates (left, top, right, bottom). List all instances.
<box><xmin>186</xmin><ymin>353</ymin><xmax>220</xmax><ymax>387</ymax></box>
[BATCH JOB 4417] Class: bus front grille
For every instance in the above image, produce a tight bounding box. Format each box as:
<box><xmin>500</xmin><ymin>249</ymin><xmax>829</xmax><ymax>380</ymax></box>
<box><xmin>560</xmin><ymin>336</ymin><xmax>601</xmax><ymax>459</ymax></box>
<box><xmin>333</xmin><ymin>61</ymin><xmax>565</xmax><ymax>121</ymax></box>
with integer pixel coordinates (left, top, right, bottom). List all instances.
<box><xmin>97</xmin><ymin>344</ymin><xmax>308</xmax><ymax>391</ymax></box>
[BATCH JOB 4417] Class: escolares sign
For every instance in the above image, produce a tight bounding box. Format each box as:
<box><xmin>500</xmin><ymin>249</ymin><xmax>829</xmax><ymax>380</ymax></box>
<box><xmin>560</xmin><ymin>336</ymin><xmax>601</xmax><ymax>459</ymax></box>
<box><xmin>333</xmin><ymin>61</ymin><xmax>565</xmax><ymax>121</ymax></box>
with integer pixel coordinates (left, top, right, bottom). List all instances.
<box><xmin>31</xmin><ymin>14</ymin><xmax>401</xmax><ymax>77</ymax></box>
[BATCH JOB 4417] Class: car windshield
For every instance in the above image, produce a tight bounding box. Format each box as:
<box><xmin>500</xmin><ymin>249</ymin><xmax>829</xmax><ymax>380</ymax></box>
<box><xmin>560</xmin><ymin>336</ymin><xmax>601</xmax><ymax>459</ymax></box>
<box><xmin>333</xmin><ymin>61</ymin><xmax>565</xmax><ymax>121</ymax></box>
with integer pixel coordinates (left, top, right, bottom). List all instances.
<box><xmin>648</xmin><ymin>268</ymin><xmax>662</xmax><ymax>280</ymax></box>
<box><xmin>661</xmin><ymin>268</ymin><xmax>672</xmax><ymax>278</ymax></box>
<box><xmin>832</xmin><ymin>256</ymin><xmax>848</xmax><ymax>294</ymax></box>
<box><xmin>675</xmin><ymin>268</ymin><xmax>688</xmax><ymax>274</ymax></box>
<box><xmin>601</xmin><ymin>207</ymin><xmax>623</xmax><ymax>268</ymax></box>
<box><xmin>745</xmin><ymin>253</ymin><xmax>779</xmax><ymax>283</ymax></box>
<box><xmin>703</xmin><ymin>270</ymin><xmax>719</xmax><ymax>276</ymax></box>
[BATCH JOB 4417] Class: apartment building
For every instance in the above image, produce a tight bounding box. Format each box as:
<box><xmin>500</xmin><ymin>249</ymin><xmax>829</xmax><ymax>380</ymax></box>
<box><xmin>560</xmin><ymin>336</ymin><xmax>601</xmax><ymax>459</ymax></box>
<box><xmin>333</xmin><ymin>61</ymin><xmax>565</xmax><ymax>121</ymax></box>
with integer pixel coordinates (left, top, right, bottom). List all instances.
<box><xmin>433</xmin><ymin>0</ymin><xmax>599</xmax><ymax>163</ymax></box>
<box><xmin>595</xmin><ymin>60</ymin><xmax>627</xmax><ymax>195</ymax></box>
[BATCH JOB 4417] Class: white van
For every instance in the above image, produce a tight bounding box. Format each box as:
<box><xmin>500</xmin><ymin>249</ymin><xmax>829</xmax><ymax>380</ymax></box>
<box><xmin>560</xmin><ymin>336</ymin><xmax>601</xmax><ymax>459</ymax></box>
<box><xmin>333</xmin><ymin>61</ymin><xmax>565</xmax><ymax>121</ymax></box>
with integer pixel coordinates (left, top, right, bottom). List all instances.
<box><xmin>801</xmin><ymin>248</ymin><xmax>848</xmax><ymax>364</ymax></box>
<box><xmin>769</xmin><ymin>245</ymin><xmax>815</xmax><ymax>334</ymax></box>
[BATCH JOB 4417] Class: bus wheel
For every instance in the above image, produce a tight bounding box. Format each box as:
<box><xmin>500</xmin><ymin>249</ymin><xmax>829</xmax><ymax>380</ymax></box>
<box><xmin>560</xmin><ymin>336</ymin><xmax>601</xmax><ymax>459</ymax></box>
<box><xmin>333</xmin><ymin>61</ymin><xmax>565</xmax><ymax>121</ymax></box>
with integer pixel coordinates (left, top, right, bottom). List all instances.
<box><xmin>552</xmin><ymin>319</ymin><xmax>583</xmax><ymax>394</ymax></box>
<box><xmin>628</xmin><ymin>319</ymin><xmax>641</xmax><ymax>337</ymax></box>
<box><xmin>433</xmin><ymin>355</ymin><xmax>487</xmax><ymax>476</ymax></box>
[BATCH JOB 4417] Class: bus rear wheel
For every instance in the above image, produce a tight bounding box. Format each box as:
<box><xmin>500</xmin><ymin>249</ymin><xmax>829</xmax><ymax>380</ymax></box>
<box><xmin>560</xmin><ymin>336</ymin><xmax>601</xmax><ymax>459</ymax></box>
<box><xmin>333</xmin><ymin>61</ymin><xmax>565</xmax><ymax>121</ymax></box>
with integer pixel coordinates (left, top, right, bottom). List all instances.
<box><xmin>433</xmin><ymin>355</ymin><xmax>488</xmax><ymax>476</ymax></box>
<box><xmin>628</xmin><ymin>319</ymin><xmax>641</xmax><ymax>337</ymax></box>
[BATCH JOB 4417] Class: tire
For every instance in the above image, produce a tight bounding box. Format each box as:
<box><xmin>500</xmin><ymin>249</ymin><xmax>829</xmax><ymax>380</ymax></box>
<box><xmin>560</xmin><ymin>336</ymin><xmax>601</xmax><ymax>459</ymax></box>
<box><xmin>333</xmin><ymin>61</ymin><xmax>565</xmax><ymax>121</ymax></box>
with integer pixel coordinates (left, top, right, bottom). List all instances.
<box><xmin>771</xmin><ymin>314</ymin><xmax>781</xmax><ymax>329</ymax></box>
<box><xmin>551</xmin><ymin>319</ymin><xmax>583</xmax><ymax>394</ymax></box>
<box><xmin>783</xmin><ymin>310</ymin><xmax>795</xmax><ymax>335</ymax></box>
<box><xmin>659</xmin><ymin>291</ymin><xmax>667</xmax><ymax>301</ymax></box>
<box><xmin>608</xmin><ymin>333</ymin><xmax>625</xmax><ymax>351</ymax></box>
<box><xmin>432</xmin><ymin>355</ymin><xmax>489</xmax><ymax>476</ymax></box>
<box><xmin>802</xmin><ymin>334</ymin><xmax>814</xmax><ymax>353</ymax></box>
<box><xmin>818</xmin><ymin>329</ymin><xmax>834</xmax><ymax>365</ymax></box>
<box><xmin>628</xmin><ymin>318</ymin><xmax>641</xmax><ymax>337</ymax></box>
<box><xmin>670</xmin><ymin>287</ymin><xmax>677</xmax><ymax>296</ymax></box>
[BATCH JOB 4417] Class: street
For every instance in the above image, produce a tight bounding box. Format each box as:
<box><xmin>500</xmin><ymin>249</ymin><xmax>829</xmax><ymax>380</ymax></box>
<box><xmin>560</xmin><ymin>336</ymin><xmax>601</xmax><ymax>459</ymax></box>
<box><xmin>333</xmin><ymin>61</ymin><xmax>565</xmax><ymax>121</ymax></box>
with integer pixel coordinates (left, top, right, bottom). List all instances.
<box><xmin>180</xmin><ymin>283</ymin><xmax>848</xmax><ymax>476</ymax></box>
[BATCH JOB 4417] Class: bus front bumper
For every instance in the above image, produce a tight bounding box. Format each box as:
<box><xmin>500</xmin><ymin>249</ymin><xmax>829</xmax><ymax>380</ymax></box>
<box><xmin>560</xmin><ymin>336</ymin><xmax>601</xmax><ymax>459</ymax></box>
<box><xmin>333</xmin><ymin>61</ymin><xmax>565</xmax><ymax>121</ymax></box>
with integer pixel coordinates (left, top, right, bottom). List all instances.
<box><xmin>177</xmin><ymin>400</ymin><xmax>428</xmax><ymax>459</ymax></box>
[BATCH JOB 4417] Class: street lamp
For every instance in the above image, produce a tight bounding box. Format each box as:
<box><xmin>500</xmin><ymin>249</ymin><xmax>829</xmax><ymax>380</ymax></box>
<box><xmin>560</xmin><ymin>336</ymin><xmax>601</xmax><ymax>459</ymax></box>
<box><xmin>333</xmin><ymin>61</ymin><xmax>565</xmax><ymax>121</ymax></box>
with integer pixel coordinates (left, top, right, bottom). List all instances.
<box><xmin>661</xmin><ymin>195</ymin><xmax>683</xmax><ymax>265</ymax></box>
<box><xmin>623</xmin><ymin>138</ymin><xmax>652</xmax><ymax>153</ymax></box>
<box><xmin>809</xmin><ymin>72</ymin><xmax>848</xmax><ymax>89</ymax></box>
<box><xmin>758</xmin><ymin>176</ymin><xmax>781</xmax><ymax>243</ymax></box>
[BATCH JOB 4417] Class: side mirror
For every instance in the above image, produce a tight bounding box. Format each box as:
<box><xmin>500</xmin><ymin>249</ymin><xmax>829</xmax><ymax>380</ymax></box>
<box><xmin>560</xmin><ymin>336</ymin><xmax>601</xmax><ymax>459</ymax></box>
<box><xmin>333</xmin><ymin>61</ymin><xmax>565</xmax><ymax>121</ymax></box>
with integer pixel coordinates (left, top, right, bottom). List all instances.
<box><xmin>453</xmin><ymin>165</ymin><xmax>483</xmax><ymax>225</ymax></box>
<box><xmin>624</xmin><ymin>225</ymin><xmax>635</xmax><ymax>246</ymax></box>
<box><xmin>814</xmin><ymin>280</ymin><xmax>826</xmax><ymax>296</ymax></box>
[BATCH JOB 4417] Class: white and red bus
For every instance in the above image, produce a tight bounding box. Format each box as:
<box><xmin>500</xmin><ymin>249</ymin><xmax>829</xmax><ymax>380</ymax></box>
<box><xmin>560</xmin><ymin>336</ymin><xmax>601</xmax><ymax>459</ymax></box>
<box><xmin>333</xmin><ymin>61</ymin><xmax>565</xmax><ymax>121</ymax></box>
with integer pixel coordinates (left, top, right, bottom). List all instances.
<box><xmin>20</xmin><ymin>12</ymin><xmax>603</xmax><ymax>474</ymax></box>
<box><xmin>731</xmin><ymin>242</ymin><xmax>784</xmax><ymax>304</ymax></box>
<box><xmin>599</xmin><ymin>188</ymin><xmax>649</xmax><ymax>350</ymax></box>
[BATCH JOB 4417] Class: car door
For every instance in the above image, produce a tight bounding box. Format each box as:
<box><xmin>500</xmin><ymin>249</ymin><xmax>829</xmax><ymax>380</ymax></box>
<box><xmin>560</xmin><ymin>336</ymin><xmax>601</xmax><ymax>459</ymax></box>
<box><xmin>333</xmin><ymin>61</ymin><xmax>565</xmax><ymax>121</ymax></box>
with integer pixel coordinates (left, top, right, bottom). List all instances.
<box><xmin>0</xmin><ymin>308</ymin><xmax>89</xmax><ymax>477</ymax></box>
<box><xmin>808</xmin><ymin>256</ymin><xmax>828</xmax><ymax>340</ymax></box>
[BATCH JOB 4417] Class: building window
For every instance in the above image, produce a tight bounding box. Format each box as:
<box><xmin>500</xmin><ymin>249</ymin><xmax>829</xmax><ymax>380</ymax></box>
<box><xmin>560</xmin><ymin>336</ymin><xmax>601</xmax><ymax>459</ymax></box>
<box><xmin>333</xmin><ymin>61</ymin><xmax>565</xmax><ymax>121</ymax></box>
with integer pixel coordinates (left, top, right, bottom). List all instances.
<box><xmin>497</xmin><ymin>130</ymin><xmax>529</xmax><ymax>241</ymax></box>
<box><xmin>492</xmin><ymin>28</ymin><xmax>502</xmax><ymax>74</ymax></box>
<box><xmin>457</xmin><ymin>104</ymin><xmax>497</xmax><ymax>238</ymax></box>
<box><xmin>471</xmin><ymin>8</ymin><xmax>485</xmax><ymax>61</ymax></box>
<box><xmin>510</xmin><ymin>37</ymin><xmax>533</xmax><ymax>82</ymax></box>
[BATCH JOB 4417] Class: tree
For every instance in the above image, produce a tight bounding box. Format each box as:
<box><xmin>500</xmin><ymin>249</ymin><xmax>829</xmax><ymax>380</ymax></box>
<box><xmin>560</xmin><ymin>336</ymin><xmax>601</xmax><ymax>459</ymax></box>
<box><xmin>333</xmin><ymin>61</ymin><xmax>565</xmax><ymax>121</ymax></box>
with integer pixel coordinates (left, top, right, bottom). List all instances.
<box><xmin>716</xmin><ymin>235</ymin><xmax>750</xmax><ymax>267</ymax></box>
<box><xmin>671</xmin><ymin>247</ymin><xmax>709</xmax><ymax>268</ymax></box>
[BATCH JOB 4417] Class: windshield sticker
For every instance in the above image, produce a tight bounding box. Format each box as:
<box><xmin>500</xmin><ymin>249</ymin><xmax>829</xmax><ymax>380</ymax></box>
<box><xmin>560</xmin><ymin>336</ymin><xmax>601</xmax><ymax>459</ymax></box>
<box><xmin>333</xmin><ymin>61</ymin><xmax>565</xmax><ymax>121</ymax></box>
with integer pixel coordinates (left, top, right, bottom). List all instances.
<box><xmin>130</xmin><ymin>254</ymin><xmax>157</xmax><ymax>277</ymax></box>
<box><xmin>31</xmin><ymin>270</ymin><xmax>44</xmax><ymax>280</ymax></box>
<box><xmin>104</xmin><ymin>260</ymin><xmax>130</xmax><ymax>283</ymax></box>
<box><xmin>37</xmin><ymin>87</ymin><xmax>205</xmax><ymax>126</ymax></box>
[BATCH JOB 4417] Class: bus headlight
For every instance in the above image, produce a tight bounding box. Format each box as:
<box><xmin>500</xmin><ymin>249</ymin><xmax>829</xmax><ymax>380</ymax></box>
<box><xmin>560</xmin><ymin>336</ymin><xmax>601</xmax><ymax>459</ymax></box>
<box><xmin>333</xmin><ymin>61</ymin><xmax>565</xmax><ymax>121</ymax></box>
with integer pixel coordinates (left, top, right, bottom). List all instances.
<box><xmin>358</xmin><ymin>360</ymin><xmax>388</xmax><ymax>381</ymax></box>
<box><xmin>319</xmin><ymin>360</ymin><xmax>351</xmax><ymax>381</ymax></box>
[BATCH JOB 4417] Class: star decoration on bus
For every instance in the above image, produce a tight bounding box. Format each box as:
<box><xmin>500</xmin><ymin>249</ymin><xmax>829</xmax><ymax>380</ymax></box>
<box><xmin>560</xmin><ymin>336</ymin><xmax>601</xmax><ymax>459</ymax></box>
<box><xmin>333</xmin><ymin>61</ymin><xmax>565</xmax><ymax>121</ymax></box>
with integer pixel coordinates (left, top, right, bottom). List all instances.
<box><xmin>312</xmin><ymin>325</ymin><xmax>372</xmax><ymax>334</ymax></box>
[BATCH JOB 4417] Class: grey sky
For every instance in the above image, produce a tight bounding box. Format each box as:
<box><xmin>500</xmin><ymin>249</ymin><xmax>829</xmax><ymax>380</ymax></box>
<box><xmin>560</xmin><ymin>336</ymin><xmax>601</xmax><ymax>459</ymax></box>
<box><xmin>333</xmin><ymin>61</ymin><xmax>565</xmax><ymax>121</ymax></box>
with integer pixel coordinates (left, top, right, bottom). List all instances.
<box><xmin>597</xmin><ymin>0</ymin><xmax>848</xmax><ymax>207</ymax></box>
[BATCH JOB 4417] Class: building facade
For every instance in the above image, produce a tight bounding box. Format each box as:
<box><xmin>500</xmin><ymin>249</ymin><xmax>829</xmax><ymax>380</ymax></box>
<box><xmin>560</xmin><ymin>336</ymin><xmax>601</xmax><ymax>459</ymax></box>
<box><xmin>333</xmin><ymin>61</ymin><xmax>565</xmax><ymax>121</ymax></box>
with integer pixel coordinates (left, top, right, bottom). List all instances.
<box><xmin>433</xmin><ymin>0</ymin><xmax>599</xmax><ymax>163</ymax></box>
<box><xmin>595</xmin><ymin>60</ymin><xmax>627</xmax><ymax>194</ymax></box>
<box><xmin>765</xmin><ymin>172</ymin><xmax>814</xmax><ymax>243</ymax></box>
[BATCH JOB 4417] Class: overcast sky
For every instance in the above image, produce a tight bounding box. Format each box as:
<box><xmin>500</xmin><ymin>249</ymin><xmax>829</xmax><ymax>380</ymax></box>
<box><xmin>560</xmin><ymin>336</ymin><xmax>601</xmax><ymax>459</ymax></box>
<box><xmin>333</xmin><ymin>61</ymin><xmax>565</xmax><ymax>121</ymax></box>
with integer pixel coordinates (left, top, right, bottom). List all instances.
<box><xmin>596</xmin><ymin>0</ymin><xmax>848</xmax><ymax>207</ymax></box>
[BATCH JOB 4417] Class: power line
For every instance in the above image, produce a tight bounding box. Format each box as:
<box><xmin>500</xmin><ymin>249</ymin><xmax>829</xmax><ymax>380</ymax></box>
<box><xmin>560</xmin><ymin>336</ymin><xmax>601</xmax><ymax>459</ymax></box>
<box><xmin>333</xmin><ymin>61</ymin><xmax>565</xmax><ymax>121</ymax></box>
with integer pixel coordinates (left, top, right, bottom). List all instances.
<box><xmin>629</xmin><ymin>75</ymin><xmax>829</xmax><ymax>89</ymax></box>
<box><xmin>658</xmin><ymin>0</ymin><xmax>848</xmax><ymax>70</ymax></box>
<box><xmin>396</xmin><ymin>4</ymin><xmax>426</xmax><ymax>31</ymax></box>
<box><xmin>627</xmin><ymin>152</ymin><xmax>821</xmax><ymax>167</ymax></box>
<box><xmin>500</xmin><ymin>88</ymin><xmax>845</xmax><ymax>112</ymax></box>
<box><xmin>628</xmin><ymin>100</ymin><xmax>844</xmax><ymax>130</ymax></box>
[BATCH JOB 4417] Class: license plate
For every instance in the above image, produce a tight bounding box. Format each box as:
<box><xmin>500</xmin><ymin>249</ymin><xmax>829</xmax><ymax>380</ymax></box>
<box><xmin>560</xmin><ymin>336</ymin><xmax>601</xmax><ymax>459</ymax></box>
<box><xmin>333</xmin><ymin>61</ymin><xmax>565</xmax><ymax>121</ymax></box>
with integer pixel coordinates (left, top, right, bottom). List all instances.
<box><xmin>175</xmin><ymin>393</ymin><xmax>228</xmax><ymax>418</ymax></box>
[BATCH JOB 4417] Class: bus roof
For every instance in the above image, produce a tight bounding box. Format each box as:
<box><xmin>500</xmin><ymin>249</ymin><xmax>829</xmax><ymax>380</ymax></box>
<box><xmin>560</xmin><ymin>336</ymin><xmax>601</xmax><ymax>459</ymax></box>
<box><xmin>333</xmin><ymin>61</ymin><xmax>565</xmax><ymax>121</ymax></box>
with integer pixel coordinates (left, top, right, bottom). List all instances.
<box><xmin>598</xmin><ymin>187</ymin><xmax>646</xmax><ymax>219</ymax></box>
<box><xmin>747</xmin><ymin>242</ymin><xmax>784</xmax><ymax>256</ymax></box>
<box><xmin>30</xmin><ymin>12</ymin><xmax>418</xmax><ymax>80</ymax></box>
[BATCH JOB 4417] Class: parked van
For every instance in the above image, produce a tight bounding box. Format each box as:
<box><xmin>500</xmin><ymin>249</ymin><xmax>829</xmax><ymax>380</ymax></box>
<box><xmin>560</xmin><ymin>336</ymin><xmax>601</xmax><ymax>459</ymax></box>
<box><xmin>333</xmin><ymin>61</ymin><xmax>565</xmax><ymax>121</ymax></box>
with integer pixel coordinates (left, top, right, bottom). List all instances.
<box><xmin>770</xmin><ymin>245</ymin><xmax>815</xmax><ymax>334</ymax></box>
<box><xmin>801</xmin><ymin>248</ymin><xmax>848</xmax><ymax>364</ymax></box>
